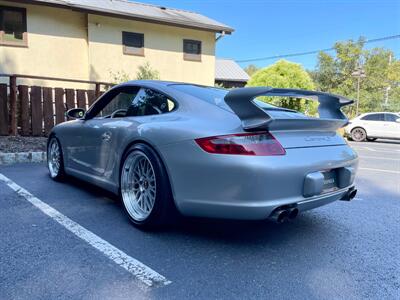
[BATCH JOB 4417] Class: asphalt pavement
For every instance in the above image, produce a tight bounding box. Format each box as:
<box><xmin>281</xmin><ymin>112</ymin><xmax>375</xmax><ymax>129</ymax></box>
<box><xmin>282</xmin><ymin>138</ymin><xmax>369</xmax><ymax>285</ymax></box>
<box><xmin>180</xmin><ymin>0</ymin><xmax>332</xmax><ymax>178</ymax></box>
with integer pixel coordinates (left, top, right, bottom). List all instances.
<box><xmin>0</xmin><ymin>140</ymin><xmax>399</xmax><ymax>299</ymax></box>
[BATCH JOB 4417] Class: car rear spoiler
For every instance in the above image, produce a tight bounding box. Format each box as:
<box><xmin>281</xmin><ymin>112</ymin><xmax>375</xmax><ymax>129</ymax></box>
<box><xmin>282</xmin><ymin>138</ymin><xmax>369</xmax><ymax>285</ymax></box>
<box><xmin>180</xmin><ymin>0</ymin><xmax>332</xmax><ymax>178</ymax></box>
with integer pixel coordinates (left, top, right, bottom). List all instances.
<box><xmin>224</xmin><ymin>87</ymin><xmax>354</xmax><ymax>131</ymax></box>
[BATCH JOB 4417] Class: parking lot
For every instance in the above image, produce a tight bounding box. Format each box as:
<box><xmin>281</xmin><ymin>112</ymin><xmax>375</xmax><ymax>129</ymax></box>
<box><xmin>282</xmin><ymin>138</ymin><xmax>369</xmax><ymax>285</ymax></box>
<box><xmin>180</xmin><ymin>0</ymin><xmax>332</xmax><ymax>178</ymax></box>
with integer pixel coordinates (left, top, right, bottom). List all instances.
<box><xmin>0</xmin><ymin>140</ymin><xmax>399</xmax><ymax>299</ymax></box>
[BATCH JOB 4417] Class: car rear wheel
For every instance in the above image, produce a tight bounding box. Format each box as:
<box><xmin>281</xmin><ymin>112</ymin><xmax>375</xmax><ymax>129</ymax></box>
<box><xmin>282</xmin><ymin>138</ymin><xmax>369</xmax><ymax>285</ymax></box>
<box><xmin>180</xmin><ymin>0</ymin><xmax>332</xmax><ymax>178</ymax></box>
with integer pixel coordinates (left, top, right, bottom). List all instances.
<box><xmin>120</xmin><ymin>144</ymin><xmax>176</xmax><ymax>229</ymax></box>
<box><xmin>47</xmin><ymin>137</ymin><xmax>65</xmax><ymax>180</ymax></box>
<box><xmin>351</xmin><ymin>127</ymin><xmax>367</xmax><ymax>142</ymax></box>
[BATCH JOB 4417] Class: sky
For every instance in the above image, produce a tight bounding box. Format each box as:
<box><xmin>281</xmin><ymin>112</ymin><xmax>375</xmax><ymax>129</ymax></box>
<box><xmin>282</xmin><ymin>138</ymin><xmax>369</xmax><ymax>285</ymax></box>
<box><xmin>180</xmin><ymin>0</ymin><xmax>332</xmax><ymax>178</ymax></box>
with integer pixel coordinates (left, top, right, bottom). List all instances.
<box><xmin>133</xmin><ymin>0</ymin><xmax>400</xmax><ymax>70</ymax></box>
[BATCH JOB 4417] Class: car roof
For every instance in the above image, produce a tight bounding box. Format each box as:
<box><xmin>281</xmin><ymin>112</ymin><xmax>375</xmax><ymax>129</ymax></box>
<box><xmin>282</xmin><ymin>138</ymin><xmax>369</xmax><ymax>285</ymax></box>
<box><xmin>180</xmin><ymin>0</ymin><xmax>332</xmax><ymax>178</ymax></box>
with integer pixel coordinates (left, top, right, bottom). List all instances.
<box><xmin>359</xmin><ymin>112</ymin><xmax>400</xmax><ymax>116</ymax></box>
<box><xmin>117</xmin><ymin>80</ymin><xmax>212</xmax><ymax>91</ymax></box>
<box><xmin>361</xmin><ymin>112</ymin><xmax>398</xmax><ymax>114</ymax></box>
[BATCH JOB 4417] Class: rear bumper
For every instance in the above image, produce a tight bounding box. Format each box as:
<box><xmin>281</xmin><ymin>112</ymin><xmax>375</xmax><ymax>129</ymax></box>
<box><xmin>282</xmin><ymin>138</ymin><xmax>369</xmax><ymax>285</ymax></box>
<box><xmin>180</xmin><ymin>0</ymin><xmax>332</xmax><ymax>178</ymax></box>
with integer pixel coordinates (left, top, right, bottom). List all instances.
<box><xmin>159</xmin><ymin>142</ymin><xmax>358</xmax><ymax>220</ymax></box>
<box><xmin>175</xmin><ymin>186</ymin><xmax>354</xmax><ymax>220</ymax></box>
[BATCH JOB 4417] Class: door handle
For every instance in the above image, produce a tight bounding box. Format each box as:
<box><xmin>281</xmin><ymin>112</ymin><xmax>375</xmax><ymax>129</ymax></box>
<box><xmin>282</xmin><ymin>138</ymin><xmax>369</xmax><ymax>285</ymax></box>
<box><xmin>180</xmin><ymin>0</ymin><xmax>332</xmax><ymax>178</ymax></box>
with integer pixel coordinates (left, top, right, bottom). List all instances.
<box><xmin>101</xmin><ymin>132</ymin><xmax>111</xmax><ymax>141</ymax></box>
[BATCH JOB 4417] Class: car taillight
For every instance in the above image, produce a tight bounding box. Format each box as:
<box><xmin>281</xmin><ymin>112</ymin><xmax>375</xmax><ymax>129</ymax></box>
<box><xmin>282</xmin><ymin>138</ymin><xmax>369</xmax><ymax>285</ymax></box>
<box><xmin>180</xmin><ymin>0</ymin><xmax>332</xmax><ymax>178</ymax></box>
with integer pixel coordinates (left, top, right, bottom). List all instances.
<box><xmin>195</xmin><ymin>132</ymin><xmax>286</xmax><ymax>156</ymax></box>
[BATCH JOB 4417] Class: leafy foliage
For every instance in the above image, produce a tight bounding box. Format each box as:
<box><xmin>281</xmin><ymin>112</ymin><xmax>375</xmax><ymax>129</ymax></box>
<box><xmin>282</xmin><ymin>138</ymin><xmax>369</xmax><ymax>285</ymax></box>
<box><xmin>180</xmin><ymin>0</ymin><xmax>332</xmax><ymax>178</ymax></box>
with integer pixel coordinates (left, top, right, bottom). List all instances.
<box><xmin>136</xmin><ymin>62</ymin><xmax>160</xmax><ymax>80</ymax></box>
<box><xmin>109</xmin><ymin>70</ymin><xmax>133</xmax><ymax>84</ymax></box>
<box><xmin>247</xmin><ymin>60</ymin><xmax>316</xmax><ymax>113</ymax></box>
<box><xmin>311</xmin><ymin>38</ymin><xmax>400</xmax><ymax>115</ymax></box>
<box><xmin>109</xmin><ymin>62</ymin><xmax>160</xmax><ymax>84</ymax></box>
<box><xmin>244</xmin><ymin>64</ymin><xmax>259</xmax><ymax>76</ymax></box>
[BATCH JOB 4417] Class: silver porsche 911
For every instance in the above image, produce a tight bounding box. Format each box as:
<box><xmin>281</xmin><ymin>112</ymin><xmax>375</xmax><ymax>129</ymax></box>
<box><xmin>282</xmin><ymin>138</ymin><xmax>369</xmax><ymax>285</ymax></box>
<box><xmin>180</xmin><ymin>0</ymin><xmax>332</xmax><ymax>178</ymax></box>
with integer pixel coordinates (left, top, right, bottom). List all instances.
<box><xmin>47</xmin><ymin>80</ymin><xmax>358</xmax><ymax>228</ymax></box>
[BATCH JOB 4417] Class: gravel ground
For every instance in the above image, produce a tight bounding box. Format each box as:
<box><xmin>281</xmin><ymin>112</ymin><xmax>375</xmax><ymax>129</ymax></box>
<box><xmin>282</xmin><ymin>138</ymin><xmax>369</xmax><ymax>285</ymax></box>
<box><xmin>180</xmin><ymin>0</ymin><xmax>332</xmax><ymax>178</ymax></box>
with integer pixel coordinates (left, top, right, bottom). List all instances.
<box><xmin>0</xmin><ymin>136</ymin><xmax>47</xmax><ymax>153</ymax></box>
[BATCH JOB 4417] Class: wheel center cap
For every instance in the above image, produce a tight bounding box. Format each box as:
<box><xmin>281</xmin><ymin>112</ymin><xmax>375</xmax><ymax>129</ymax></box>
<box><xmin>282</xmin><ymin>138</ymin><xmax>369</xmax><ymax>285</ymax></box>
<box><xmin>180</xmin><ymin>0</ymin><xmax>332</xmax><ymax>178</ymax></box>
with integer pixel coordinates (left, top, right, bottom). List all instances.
<box><xmin>143</xmin><ymin>181</ymin><xmax>149</xmax><ymax>189</ymax></box>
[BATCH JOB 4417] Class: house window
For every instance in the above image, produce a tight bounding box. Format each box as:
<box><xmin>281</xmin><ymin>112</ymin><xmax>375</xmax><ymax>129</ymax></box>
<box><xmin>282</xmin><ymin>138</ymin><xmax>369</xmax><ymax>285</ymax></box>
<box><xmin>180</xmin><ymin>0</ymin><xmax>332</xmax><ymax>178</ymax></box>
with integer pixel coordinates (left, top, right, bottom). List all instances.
<box><xmin>122</xmin><ymin>31</ymin><xmax>144</xmax><ymax>56</ymax></box>
<box><xmin>183</xmin><ymin>39</ymin><xmax>201</xmax><ymax>61</ymax></box>
<box><xmin>0</xmin><ymin>6</ymin><xmax>27</xmax><ymax>46</ymax></box>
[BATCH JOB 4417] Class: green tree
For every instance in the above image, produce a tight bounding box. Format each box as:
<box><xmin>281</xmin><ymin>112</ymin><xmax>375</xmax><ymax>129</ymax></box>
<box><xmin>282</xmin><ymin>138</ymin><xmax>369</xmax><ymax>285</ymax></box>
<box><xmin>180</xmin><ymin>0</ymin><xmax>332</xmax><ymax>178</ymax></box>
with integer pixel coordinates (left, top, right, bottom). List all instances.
<box><xmin>312</xmin><ymin>38</ymin><xmax>400</xmax><ymax>114</ymax></box>
<box><xmin>247</xmin><ymin>60</ymin><xmax>315</xmax><ymax>112</ymax></box>
<box><xmin>244</xmin><ymin>64</ymin><xmax>259</xmax><ymax>76</ymax></box>
<box><xmin>109</xmin><ymin>62</ymin><xmax>160</xmax><ymax>84</ymax></box>
<box><xmin>136</xmin><ymin>62</ymin><xmax>160</xmax><ymax>80</ymax></box>
<box><xmin>109</xmin><ymin>70</ymin><xmax>133</xmax><ymax>84</ymax></box>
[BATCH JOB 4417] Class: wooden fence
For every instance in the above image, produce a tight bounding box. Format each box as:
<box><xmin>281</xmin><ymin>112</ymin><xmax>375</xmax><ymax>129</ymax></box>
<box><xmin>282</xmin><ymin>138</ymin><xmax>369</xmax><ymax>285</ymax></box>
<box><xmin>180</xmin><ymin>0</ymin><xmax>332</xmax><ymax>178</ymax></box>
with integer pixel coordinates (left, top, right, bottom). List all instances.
<box><xmin>0</xmin><ymin>74</ymin><xmax>113</xmax><ymax>136</ymax></box>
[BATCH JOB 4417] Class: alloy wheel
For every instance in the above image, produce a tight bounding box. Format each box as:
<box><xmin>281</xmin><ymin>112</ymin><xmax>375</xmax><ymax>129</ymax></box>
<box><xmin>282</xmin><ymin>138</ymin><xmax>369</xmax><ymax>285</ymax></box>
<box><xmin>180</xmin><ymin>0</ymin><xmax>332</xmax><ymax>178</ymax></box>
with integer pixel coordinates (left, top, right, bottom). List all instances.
<box><xmin>121</xmin><ymin>151</ymin><xmax>157</xmax><ymax>222</ymax></box>
<box><xmin>48</xmin><ymin>139</ymin><xmax>61</xmax><ymax>178</ymax></box>
<box><xmin>352</xmin><ymin>128</ymin><xmax>366</xmax><ymax>142</ymax></box>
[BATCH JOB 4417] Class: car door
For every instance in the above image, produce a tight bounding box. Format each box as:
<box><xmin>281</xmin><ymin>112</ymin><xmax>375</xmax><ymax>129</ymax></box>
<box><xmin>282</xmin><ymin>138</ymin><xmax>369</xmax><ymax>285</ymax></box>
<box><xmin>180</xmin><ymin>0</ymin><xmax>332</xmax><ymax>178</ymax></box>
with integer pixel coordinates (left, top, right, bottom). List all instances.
<box><xmin>360</xmin><ymin>113</ymin><xmax>385</xmax><ymax>137</ymax></box>
<box><xmin>68</xmin><ymin>86</ymin><xmax>140</xmax><ymax>178</ymax></box>
<box><xmin>383</xmin><ymin>113</ymin><xmax>400</xmax><ymax>139</ymax></box>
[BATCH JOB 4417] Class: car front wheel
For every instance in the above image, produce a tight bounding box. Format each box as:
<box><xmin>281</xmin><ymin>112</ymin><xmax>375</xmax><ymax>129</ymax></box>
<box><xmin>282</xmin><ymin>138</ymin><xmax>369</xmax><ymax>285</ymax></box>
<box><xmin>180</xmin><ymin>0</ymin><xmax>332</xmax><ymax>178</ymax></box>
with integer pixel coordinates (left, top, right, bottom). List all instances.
<box><xmin>120</xmin><ymin>144</ymin><xmax>176</xmax><ymax>229</ymax></box>
<box><xmin>47</xmin><ymin>137</ymin><xmax>65</xmax><ymax>180</ymax></box>
<box><xmin>351</xmin><ymin>127</ymin><xmax>367</xmax><ymax>142</ymax></box>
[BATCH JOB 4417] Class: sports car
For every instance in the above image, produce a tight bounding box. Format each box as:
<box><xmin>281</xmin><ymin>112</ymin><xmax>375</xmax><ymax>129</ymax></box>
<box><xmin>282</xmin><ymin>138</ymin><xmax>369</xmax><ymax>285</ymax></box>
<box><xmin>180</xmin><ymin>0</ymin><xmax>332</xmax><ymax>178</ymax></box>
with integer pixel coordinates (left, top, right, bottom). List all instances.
<box><xmin>47</xmin><ymin>81</ymin><xmax>358</xmax><ymax>228</ymax></box>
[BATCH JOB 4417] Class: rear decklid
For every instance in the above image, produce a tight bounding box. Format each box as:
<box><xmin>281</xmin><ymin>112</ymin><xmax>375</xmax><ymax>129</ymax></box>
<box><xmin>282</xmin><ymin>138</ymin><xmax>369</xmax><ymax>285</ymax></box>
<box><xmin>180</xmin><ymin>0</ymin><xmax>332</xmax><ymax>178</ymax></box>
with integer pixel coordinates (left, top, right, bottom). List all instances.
<box><xmin>224</xmin><ymin>87</ymin><xmax>354</xmax><ymax>149</ymax></box>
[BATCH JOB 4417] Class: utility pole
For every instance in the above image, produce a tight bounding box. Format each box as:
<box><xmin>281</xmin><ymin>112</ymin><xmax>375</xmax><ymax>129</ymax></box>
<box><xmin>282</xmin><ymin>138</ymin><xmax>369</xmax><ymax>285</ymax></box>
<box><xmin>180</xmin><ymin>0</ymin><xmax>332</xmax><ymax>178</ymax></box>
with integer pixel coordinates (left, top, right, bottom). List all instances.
<box><xmin>384</xmin><ymin>53</ymin><xmax>392</xmax><ymax>107</ymax></box>
<box><xmin>352</xmin><ymin>68</ymin><xmax>366</xmax><ymax>116</ymax></box>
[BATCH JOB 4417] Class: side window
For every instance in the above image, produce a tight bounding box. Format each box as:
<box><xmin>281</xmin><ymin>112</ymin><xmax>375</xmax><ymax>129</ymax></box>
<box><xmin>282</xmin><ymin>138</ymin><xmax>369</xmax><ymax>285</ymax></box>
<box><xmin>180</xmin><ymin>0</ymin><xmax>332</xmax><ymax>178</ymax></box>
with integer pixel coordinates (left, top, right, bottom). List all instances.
<box><xmin>122</xmin><ymin>31</ymin><xmax>144</xmax><ymax>56</ymax></box>
<box><xmin>384</xmin><ymin>114</ymin><xmax>399</xmax><ymax>122</ymax></box>
<box><xmin>183</xmin><ymin>39</ymin><xmax>201</xmax><ymax>61</ymax></box>
<box><xmin>126</xmin><ymin>88</ymin><xmax>175</xmax><ymax>117</ymax></box>
<box><xmin>361</xmin><ymin>114</ymin><xmax>384</xmax><ymax>121</ymax></box>
<box><xmin>95</xmin><ymin>90</ymin><xmax>139</xmax><ymax>118</ymax></box>
<box><xmin>0</xmin><ymin>6</ymin><xmax>27</xmax><ymax>46</ymax></box>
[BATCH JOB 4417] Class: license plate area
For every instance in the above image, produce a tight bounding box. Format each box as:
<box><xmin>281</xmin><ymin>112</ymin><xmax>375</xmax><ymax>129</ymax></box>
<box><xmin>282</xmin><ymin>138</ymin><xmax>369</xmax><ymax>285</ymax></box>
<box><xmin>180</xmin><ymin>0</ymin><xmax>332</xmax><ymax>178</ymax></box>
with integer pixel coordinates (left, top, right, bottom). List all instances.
<box><xmin>322</xmin><ymin>169</ymin><xmax>339</xmax><ymax>193</ymax></box>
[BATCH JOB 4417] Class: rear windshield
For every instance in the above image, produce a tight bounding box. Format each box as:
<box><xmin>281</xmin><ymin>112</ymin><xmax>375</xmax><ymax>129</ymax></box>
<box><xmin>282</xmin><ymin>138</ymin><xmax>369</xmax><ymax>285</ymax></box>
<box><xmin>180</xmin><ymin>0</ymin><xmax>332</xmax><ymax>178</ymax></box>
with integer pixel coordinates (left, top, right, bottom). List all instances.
<box><xmin>171</xmin><ymin>84</ymin><xmax>277</xmax><ymax>109</ymax></box>
<box><xmin>170</xmin><ymin>84</ymin><xmax>307</xmax><ymax>118</ymax></box>
<box><xmin>170</xmin><ymin>84</ymin><xmax>230</xmax><ymax>108</ymax></box>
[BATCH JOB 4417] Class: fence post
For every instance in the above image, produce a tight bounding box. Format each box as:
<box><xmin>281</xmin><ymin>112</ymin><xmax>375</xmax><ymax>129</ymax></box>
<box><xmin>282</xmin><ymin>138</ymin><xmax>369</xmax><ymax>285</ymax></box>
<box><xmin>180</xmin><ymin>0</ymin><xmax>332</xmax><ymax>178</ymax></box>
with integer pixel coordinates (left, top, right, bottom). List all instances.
<box><xmin>95</xmin><ymin>83</ymin><xmax>101</xmax><ymax>98</ymax></box>
<box><xmin>9</xmin><ymin>75</ymin><xmax>18</xmax><ymax>136</ymax></box>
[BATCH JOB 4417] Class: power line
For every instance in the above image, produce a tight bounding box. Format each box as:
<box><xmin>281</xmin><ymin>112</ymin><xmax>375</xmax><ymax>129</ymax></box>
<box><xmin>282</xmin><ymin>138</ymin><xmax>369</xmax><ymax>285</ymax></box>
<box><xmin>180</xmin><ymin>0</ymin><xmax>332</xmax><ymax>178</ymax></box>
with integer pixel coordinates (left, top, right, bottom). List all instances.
<box><xmin>237</xmin><ymin>34</ymin><xmax>400</xmax><ymax>63</ymax></box>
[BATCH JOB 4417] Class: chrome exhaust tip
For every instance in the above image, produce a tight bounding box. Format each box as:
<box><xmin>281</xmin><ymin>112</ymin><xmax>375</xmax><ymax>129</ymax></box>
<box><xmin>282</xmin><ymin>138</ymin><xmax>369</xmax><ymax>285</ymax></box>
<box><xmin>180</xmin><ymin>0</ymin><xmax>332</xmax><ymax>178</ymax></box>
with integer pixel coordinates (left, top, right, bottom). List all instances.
<box><xmin>340</xmin><ymin>187</ymin><xmax>357</xmax><ymax>201</ymax></box>
<box><xmin>270</xmin><ymin>209</ymin><xmax>289</xmax><ymax>224</ymax></box>
<box><xmin>349</xmin><ymin>189</ymin><xmax>357</xmax><ymax>200</ymax></box>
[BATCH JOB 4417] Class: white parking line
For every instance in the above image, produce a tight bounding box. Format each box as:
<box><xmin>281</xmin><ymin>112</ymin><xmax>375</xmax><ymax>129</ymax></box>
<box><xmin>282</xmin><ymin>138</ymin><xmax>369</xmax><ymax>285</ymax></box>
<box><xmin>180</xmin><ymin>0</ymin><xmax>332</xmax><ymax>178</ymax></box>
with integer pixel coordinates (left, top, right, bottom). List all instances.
<box><xmin>0</xmin><ymin>173</ymin><xmax>171</xmax><ymax>289</ymax></box>
<box><xmin>358</xmin><ymin>155</ymin><xmax>400</xmax><ymax>161</ymax></box>
<box><xmin>352</xmin><ymin>147</ymin><xmax>400</xmax><ymax>153</ymax></box>
<box><xmin>359</xmin><ymin>167</ymin><xmax>400</xmax><ymax>174</ymax></box>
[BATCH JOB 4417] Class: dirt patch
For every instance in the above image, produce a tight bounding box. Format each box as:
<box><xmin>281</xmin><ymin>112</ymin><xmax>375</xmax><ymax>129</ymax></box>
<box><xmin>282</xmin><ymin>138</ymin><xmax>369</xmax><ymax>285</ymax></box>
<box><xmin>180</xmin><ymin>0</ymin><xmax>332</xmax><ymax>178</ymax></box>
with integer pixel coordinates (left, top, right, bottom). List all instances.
<box><xmin>0</xmin><ymin>136</ymin><xmax>47</xmax><ymax>153</ymax></box>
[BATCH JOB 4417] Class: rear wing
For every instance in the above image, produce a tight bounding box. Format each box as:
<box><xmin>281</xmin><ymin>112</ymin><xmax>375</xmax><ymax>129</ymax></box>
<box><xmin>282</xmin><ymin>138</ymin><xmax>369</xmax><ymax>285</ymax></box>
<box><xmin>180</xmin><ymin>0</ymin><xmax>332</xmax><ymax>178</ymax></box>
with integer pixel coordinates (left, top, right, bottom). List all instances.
<box><xmin>224</xmin><ymin>87</ymin><xmax>354</xmax><ymax>131</ymax></box>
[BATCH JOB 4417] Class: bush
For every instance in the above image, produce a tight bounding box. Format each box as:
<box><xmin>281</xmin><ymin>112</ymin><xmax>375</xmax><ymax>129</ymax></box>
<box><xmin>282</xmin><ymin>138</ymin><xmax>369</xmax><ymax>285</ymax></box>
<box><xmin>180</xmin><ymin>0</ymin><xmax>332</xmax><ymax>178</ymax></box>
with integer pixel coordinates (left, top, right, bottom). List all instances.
<box><xmin>247</xmin><ymin>60</ymin><xmax>316</xmax><ymax>114</ymax></box>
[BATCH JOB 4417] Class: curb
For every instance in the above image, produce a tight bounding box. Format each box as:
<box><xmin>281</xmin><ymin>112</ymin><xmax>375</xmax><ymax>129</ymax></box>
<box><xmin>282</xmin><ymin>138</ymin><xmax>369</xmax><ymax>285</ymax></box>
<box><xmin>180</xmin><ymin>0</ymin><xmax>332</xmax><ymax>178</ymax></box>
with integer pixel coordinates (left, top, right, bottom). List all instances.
<box><xmin>0</xmin><ymin>152</ymin><xmax>47</xmax><ymax>165</ymax></box>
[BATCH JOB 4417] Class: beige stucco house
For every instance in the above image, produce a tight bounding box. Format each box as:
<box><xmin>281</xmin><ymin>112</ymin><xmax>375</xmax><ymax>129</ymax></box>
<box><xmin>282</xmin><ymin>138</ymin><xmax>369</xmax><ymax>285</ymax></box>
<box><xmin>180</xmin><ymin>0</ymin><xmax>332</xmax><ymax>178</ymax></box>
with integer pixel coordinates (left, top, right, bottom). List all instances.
<box><xmin>0</xmin><ymin>0</ymin><xmax>233</xmax><ymax>87</ymax></box>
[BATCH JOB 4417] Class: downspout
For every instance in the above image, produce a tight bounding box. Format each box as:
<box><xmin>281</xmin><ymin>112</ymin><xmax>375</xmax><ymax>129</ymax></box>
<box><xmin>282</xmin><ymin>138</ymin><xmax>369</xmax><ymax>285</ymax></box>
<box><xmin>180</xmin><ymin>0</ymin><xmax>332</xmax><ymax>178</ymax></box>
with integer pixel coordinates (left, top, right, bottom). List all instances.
<box><xmin>214</xmin><ymin>31</ymin><xmax>225</xmax><ymax>86</ymax></box>
<box><xmin>85</xmin><ymin>13</ymin><xmax>90</xmax><ymax>84</ymax></box>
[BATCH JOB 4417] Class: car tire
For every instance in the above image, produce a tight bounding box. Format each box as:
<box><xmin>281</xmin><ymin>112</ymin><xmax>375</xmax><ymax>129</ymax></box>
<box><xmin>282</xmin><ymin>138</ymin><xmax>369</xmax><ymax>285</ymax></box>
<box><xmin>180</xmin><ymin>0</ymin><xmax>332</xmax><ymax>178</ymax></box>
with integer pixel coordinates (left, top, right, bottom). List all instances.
<box><xmin>367</xmin><ymin>138</ymin><xmax>377</xmax><ymax>142</ymax></box>
<box><xmin>351</xmin><ymin>127</ymin><xmax>367</xmax><ymax>142</ymax></box>
<box><xmin>120</xmin><ymin>143</ymin><xmax>177</xmax><ymax>230</ymax></box>
<box><xmin>47</xmin><ymin>136</ymin><xmax>66</xmax><ymax>181</ymax></box>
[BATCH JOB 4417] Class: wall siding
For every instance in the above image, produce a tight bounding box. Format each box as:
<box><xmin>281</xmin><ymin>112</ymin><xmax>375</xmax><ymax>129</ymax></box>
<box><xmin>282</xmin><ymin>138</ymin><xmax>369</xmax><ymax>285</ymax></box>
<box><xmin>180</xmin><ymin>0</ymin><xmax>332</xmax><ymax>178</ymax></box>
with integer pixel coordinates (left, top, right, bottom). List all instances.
<box><xmin>0</xmin><ymin>1</ymin><xmax>216</xmax><ymax>87</ymax></box>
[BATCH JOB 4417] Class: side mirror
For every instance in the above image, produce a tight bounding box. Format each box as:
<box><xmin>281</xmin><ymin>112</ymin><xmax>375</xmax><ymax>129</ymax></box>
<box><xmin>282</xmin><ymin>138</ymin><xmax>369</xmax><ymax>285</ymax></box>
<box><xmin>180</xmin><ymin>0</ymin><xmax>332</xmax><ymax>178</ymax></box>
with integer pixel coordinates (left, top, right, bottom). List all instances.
<box><xmin>66</xmin><ymin>108</ymin><xmax>85</xmax><ymax>119</ymax></box>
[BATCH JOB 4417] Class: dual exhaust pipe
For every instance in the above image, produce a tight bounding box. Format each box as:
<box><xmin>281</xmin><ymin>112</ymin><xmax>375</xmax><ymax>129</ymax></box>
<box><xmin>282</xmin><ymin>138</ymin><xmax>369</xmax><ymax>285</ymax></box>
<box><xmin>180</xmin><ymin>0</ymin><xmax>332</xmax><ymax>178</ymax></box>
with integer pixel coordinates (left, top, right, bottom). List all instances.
<box><xmin>271</xmin><ymin>187</ymin><xmax>357</xmax><ymax>223</ymax></box>
<box><xmin>270</xmin><ymin>207</ymin><xmax>299</xmax><ymax>224</ymax></box>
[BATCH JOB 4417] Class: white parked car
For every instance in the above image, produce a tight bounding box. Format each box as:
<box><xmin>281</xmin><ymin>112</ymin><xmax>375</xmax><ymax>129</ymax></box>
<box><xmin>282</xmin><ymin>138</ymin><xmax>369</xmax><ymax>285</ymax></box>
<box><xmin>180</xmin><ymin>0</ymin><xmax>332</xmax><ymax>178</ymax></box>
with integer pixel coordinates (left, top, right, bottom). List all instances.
<box><xmin>345</xmin><ymin>112</ymin><xmax>400</xmax><ymax>142</ymax></box>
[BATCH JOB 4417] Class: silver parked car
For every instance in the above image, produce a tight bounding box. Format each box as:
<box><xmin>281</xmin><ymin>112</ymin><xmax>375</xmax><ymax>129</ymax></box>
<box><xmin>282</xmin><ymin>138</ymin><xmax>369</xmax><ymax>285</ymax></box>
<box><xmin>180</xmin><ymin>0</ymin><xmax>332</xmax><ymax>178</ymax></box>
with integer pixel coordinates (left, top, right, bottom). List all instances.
<box><xmin>345</xmin><ymin>112</ymin><xmax>400</xmax><ymax>142</ymax></box>
<box><xmin>47</xmin><ymin>81</ymin><xmax>358</xmax><ymax>229</ymax></box>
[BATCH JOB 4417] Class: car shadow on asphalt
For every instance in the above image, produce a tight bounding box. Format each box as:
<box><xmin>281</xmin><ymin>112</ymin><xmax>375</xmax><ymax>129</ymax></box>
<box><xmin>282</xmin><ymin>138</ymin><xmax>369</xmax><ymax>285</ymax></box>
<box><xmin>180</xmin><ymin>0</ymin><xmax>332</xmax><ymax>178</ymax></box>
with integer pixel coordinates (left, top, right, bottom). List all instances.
<box><xmin>62</xmin><ymin>174</ymin><xmax>340</xmax><ymax>245</ymax></box>
<box><xmin>364</xmin><ymin>139</ymin><xmax>400</xmax><ymax>145</ymax></box>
